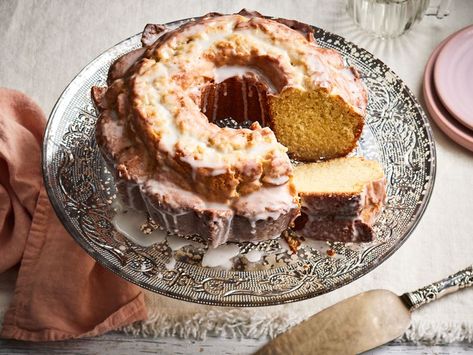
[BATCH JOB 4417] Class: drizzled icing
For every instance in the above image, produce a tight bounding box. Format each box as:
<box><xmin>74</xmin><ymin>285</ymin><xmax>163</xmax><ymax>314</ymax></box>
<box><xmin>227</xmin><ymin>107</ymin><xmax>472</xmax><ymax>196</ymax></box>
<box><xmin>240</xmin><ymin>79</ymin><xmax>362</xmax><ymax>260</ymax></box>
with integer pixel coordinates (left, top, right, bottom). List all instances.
<box><xmin>111</xmin><ymin>207</ymin><xmax>240</xmax><ymax>269</ymax></box>
<box><xmin>131</xmin><ymin>13</ymin><xmax>365</xmax><ymax>192</ymax></box>
<box><xmin>112</xmin><ymin>209</ymin><xmax>166</xmax><ymax>247</ymax></box>
<box><xmin>214</xmin><ymin>65</ymin><xmax>277</xmax><ymax>93</ymax></box>
<box><xmin>143</xmin><ymin>177</ymin><xmax>297</xmax><ymax>246</ymax></box>
<box><xmin>234</xmin><ymin>184</ymin><xmax>298</xmax><ymax>221</ymax></box>
<box><xmin>132</xmin><ymin>19</ymin><xmax>292</xmax><ymax>179</ymax></box>
<box><xmin>166</xmin><ymin>234</ymin><xmax>202</xmax><ymax>250</ymax></box>
<box><xmin>202</xmin><ymin>244</ymin><xmax>240</xmax><ymax>269</ymax></box>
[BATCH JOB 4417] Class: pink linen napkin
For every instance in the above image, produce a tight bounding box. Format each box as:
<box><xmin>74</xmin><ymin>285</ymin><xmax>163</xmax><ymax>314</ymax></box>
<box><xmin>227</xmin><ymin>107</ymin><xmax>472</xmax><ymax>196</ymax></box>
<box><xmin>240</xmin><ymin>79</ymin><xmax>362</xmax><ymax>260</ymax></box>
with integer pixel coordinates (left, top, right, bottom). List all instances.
<box><xmin>0</xmin><ymin>88</ymin><xmax>147</xmax><ymax>341</ymax></box>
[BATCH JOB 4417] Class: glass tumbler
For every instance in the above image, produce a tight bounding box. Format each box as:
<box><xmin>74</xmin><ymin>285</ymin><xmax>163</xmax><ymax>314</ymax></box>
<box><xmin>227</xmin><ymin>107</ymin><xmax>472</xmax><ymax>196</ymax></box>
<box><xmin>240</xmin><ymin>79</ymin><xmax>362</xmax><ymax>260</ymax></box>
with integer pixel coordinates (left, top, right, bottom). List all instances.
<box><xmin>346</xmin><ymin>0</ymin><xmax>451</xmax><ymax>38</ymax></box>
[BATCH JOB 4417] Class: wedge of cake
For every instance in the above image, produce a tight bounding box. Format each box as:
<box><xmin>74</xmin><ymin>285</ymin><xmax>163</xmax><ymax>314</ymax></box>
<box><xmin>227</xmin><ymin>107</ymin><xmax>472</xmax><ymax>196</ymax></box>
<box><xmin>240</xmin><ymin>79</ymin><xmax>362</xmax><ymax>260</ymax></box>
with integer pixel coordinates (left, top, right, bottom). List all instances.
<box><xmin>293</xmin><ymin>157</ymin><xmax>386</xmax><ymax>242</ymax></box>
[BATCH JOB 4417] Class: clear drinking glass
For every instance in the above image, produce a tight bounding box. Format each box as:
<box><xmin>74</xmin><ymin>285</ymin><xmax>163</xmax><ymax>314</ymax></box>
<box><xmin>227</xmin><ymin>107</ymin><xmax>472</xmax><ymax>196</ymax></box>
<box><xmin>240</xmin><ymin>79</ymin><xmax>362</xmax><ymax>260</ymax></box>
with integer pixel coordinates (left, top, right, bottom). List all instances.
<box><xmin>346</xmin><ymin>0</ymin><xmax>452</xmax><ymax>38</ymax></box>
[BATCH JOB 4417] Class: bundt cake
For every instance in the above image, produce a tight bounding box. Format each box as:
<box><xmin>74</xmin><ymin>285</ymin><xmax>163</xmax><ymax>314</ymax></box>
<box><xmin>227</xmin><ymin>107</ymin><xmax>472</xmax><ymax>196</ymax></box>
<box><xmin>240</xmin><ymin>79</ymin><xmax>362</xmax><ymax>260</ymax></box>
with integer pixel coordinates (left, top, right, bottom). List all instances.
<box><xmin>93</xmin><ymin>10</ymin><xmax>372</xmax><ymax>248</ymax></box>
<box><xmin>293</xmin><ymin>157</ymin><xmax>386</xmax><ymax>242</ymax></box>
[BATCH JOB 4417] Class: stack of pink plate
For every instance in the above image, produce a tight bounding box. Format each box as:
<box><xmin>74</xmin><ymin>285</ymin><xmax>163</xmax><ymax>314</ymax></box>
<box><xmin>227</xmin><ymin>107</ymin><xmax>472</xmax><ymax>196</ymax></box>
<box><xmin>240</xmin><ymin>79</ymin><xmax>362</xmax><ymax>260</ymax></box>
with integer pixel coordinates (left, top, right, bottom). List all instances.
<box><xmin>424</xmin><ymin>24</ymin><xmax>473</xmax><ymax>152</ymax></box>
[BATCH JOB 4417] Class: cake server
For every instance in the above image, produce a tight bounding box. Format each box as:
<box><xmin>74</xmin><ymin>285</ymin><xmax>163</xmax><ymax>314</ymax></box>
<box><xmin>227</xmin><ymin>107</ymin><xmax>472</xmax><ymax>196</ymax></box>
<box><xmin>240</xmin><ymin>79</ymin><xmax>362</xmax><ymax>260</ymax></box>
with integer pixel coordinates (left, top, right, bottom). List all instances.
<box><xmin>256</xmin><ymin>265</ymin><xmax>473</xmax><ymax>355</ymax></box>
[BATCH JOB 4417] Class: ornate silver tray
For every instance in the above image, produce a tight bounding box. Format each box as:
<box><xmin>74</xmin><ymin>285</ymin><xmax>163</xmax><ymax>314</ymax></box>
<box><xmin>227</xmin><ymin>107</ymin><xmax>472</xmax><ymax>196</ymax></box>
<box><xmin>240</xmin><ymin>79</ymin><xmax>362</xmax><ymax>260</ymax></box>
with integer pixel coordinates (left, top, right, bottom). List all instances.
<box><xmin>43</xmin><ymin>18</ymin><xmax>436</xmax><ymax>306</ymax></box>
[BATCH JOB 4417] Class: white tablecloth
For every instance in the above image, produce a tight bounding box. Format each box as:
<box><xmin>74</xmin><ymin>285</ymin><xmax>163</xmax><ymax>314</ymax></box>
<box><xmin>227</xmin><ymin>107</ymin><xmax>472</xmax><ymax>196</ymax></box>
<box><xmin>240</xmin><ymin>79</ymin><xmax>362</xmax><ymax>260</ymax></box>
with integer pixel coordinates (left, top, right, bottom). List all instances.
<box><xmin>1</xmin><ymin>0</ymin><xmax>472</xmax><ymax>344</ymax></box>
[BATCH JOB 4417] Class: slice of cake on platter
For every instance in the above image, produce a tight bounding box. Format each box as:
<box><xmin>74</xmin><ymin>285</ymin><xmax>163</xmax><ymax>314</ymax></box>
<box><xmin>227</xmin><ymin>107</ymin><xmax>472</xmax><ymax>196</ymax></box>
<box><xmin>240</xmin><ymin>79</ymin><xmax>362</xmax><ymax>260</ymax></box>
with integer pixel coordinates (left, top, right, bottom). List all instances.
<box><xmin>293</xmin><ymin>157</ymin><xmax>386</xmax><ymax>242</ymax></box>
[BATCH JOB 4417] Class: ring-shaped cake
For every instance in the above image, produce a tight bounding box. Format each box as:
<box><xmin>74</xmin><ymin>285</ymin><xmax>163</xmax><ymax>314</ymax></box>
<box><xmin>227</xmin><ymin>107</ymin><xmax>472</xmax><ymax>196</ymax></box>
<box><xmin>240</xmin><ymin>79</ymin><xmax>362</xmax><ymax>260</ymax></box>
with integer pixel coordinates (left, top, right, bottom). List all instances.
<box><xmin>93</xmin><ymin>10</ymin><xmax>369</xmax><ymax>247</ymax></box>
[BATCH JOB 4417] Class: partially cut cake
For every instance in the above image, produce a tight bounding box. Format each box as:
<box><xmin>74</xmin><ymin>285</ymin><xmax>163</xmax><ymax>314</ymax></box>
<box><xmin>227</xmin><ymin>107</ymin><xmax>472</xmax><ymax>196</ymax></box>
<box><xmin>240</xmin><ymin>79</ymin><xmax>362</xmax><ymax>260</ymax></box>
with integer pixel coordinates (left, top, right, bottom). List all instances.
<box><xmin>293</xmin><ymin>157</ymin><xmax>386</xmax><ymax>242</ymax></box>
<box><xmin>93</xmin><ymin>10</ymin><xmax>370</xmax><ymax>248</ymax></box>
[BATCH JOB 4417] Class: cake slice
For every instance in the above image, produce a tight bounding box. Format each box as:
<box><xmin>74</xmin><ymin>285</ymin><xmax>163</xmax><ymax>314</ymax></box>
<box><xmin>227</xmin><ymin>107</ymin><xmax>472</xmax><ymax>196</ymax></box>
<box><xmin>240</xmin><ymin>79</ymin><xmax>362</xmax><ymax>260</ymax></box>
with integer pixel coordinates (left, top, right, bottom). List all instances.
<box><xmin>293</xmin><ymin>157</ymin><xmax>386</xmax><ymax>242</ymax></box>
<box><xmin>270</xmin><ymin>85</ymin><xmax>365</xmax><ymax>161</ymax></box>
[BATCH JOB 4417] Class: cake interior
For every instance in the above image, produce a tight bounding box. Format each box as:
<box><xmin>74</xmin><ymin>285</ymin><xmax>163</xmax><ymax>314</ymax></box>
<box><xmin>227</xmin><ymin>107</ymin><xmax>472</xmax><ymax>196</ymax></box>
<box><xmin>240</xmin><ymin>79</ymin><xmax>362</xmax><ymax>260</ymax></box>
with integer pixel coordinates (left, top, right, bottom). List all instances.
<box><xmin>200</xmin><ymin>72</ymin><xmax>363</xmax><ymax>162</ymax></box>
<box><xmin>293</xmin><ymin>157</ymin><xmax>385</xmax><ymax>194</ymax></box>
<box><xmin>270</xmin><ymin>88</ymin><xmax>363</xmax><ymax>161</ymax></box>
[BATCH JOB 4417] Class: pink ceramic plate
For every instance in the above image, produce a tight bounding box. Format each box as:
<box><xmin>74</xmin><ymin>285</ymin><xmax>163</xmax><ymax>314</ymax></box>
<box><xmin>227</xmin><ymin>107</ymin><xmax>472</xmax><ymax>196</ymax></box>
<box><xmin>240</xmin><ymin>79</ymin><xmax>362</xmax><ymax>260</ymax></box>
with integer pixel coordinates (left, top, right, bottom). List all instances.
<box><xmin>424</xmin><ymin>33</ymin><xmax>473</xmax><ymax>152</ymax></box>
<box><xmin>434</xmin><ymin>25</ymin><xmax>473</xmax><ymax>130</ymax></box>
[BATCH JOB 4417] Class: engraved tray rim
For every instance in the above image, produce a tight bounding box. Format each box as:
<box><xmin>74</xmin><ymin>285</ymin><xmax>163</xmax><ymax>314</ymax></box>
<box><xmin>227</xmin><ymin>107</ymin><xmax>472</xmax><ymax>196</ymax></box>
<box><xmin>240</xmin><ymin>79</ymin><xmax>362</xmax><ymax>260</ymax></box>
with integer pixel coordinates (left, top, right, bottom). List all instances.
<box><xmin>42</xmin><ymin>17</ymin><xmax>436</xmax><ymax>307</ymax></box>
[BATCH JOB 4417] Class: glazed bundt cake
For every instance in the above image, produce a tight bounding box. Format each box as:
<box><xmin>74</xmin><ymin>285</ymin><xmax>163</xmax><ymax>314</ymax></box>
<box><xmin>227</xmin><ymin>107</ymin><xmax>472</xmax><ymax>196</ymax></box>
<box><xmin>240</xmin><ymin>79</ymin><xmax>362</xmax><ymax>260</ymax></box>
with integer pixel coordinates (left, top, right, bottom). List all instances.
<box><xmin>93</xmin><ymin>10</ymin><xmax>373</xmax><ymax>247</ymax></box>
<box><xmin>293</xmin><ymin>157</ymin><xmax>386</xmax><ymax>242</ymax></box>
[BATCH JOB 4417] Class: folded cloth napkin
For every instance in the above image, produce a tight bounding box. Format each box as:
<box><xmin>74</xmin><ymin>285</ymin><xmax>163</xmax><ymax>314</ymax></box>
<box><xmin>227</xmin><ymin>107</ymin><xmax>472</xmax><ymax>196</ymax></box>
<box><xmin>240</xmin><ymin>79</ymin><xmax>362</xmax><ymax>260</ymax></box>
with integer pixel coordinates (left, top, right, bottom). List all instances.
<box><xmin>0</xmin><ymin>88</ymin><xmax>147</xmax><ymax>341</ymax></box>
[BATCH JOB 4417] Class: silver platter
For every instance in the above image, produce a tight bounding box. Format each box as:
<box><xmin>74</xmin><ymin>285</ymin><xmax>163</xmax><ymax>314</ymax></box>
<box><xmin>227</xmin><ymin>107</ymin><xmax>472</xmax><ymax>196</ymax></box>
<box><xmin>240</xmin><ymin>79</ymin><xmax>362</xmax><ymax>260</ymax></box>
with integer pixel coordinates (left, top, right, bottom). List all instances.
<box><xmin>43</xmin><ymin>18</ymin><xmax>436</xmax><ymax>306</ymax></box>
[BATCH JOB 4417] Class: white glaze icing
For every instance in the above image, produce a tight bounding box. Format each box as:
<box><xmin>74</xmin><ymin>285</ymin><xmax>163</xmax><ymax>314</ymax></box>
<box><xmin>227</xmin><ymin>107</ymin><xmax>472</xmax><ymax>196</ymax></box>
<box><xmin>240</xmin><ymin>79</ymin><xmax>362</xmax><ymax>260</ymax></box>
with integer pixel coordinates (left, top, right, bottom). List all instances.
<box><xmin>112</xmin><ymin>209</ymin><xmax>167</xmax><ymax>247</ymax></box>
<box><xmin>166</xmin><ymin>234</ymin><xmax>203</xmax><ymax>250</ymax></box>
<box><xmin>244</xmin><ymin>249</ymin><xmax>264</xmax><ymax>263</ymax></box>
<box><xmin>144</xmin><ymin>178</ymin><xmax>296</xmax><ymax>246</ymax></box>
<box><xmin>201</xmin><ymin>244</ymin><xmax>240</xmax><ymax>269</ymax></box>
<box><xmin>113</xmin><ymin>206</ymin><xmax>244</xmax><ymax>269</ymax></box>
<box><xmin>214</xmin><ymin>65</ymin><xmax>277</xmax><ymax>93</ymax></box>
<box><xmin>234</xmin><ymin>183</ymin><xmax>298</xmax><ymax>222</ymax></box>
